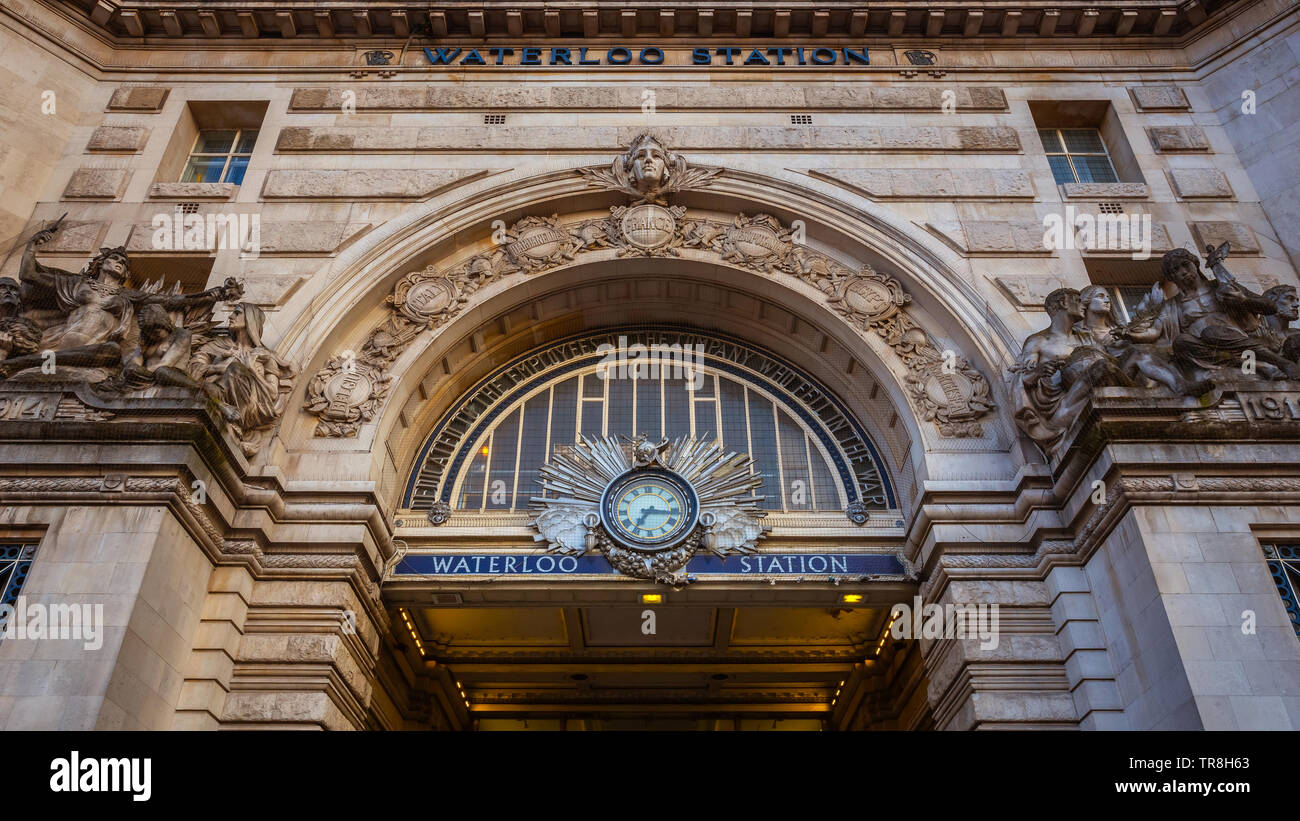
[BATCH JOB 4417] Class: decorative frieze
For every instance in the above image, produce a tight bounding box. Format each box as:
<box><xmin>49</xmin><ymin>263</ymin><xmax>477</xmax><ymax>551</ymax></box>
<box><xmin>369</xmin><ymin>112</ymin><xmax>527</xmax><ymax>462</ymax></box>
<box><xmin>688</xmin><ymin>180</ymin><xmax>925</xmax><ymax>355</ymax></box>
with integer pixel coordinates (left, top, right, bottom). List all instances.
<box><xmin>86</xmin><ymin>126</ymin><xmax>149</xmax><ymax>153</ymax></box>
<box><xmin>62</xmin><ymin>167</ymin><xmax>129</xmax><ymax>200</ymax></box>
<box><xmin>1060</xmin><ymin>182</ymin><xmax>1149</xmax><ymax>199</ymax></box>
<box><xmin>1128</xmin><ymin>86</ymin><xmax>1191</xmax><ymax>111</ymax></box>
<box><xmin>810</xmin><ymin>168</ymin><xmax>1035</xmax><ymax>200</ymax></box>
<box><xmin>288</xmin><ymin>85</ymin><xmax>1009</xmax><ymax>112</ymax></box>
<box><xmin>1168</xmin><ymin>168</ymin><xmax>1234</xmax><ymax>199</ymax></box>
<box><xmin>261</xmin><ymin>169</ymin><xmax>488</xmax><ymax>200</ymax></box>
<box><xmin>276</xmin><ymin>125</ymin><xmax>1021</xmax><ymax>153</ymax></box>
<box><xmin>303</xmin><ymin>134</ymin><xmax>997</xmax><ymax>439</ymax></box>
<box><xmin>1188</xmin><ymin>221</ymin><xmax>1261</xmax><ymax>254</ymax></box>
<box><xmin>147</xmin><ymin>182</ymin><xmax>236</xmax><ymax>200</ymax></box>
<box><xmin>1147</xmin><ymin>125</ymin><xmax>1211</xmax><ymax>152</ymax></box>
<box><xmin>106</xmin><ymin>86</ymin><xmax>170</xmax><ymax>112</ymax></box>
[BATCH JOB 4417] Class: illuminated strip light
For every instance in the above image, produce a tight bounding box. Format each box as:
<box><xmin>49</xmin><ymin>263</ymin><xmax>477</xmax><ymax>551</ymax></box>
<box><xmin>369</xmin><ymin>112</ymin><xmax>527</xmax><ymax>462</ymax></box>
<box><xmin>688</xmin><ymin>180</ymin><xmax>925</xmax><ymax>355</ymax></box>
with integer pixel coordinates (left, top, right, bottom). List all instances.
<box><xmin>398</xmin><ymin>608</ymin><xmax>425</xmax><ymax>655</ymax></box>
<box><xmin>874</xmin><ymin>609</ymin><xmax>902</xmax><ymax>657</ymax></box>
<box><xmin>456</xmin><ymin>679</ymin><xmax>471</xmax><ymax>710</ymax></box>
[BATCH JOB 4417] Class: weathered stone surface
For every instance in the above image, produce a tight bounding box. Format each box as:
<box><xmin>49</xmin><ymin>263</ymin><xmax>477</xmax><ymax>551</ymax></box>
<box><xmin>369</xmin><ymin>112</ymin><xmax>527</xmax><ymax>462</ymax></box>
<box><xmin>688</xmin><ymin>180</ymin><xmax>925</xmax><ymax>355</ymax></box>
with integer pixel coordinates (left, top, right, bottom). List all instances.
<box><xmin>1128</xmin><ymin>86</ymin><xmax>1191</xmax><ymax>111</ymax></box>
<box><xmin>1078</xmin><ymin>221</ymin><xmax>1173</xmax><ymax>255</ymax></box>
<box><xmin>1061</xmin><ymin>182</ymin><xmax>1150</xmax><ymax>199</ymax></box>
<box><xmin>812</xmin><ymin>168</ymin><xmax>1034</xmax><ymax>199</ymax></box>
<box><xmin>288</xmin><ymin>85</ymin><xmax>1008</xmax><ymax>112</ymax></box>
<box><xmin>994</xmin><ymin>275</ymin><xmax>1070</xmax><ymax>309</ymax></box>
<box><xmin>86</xmin><ymin>126</ymin><xmax>149</xmax><ymax>152</ymax></box>
<box><xmin>261</xmin><ymin>168</ymin><xmax>486</xmax><ymax>199</ymax></box>
<box><xmin>106</xmin><ymin>86</ymin><xmax>170</xmax><ymax>111</ymax></box>
<box><xmin>1168</xmin><ymin>168</ymin><xmax>1234</xmax><ymax>199</ymax></box>
<box><xmin>1188</xmin><ymin>221</ymin><xmax>1261</xmax><ymax>253</ymax></box>
<box><xmin>62</xmin><ymin>167</ymin><xmax>128</xmax><ymax>199</ymax></box>
<box><xmin>1147</xmin><ymin>126</ymin><xmax>1211</xmax><ymax>152</ymax></box>
<box><xmin>125</xmin><ymin>220</ymin><xmax>372</xmax><ymax>254</ymax></box>
<box><xmin>28</xmin><ymin>219</ymin><xmax>105</xmax><ymax>252</ymax></box>
<box><xmin>929</xmin><ymin>218</ymin><xmax>1171</xmax><ymax>255</ymax></box>
<box><xmin>277</xmin><ymin>125</ymin><xmax>1020</xmax><ymax>153</ymax></box>
<box><xmin>147</xmin><ymin>182</ymin><xmax>237</xmax><ymax>199</ymax></box>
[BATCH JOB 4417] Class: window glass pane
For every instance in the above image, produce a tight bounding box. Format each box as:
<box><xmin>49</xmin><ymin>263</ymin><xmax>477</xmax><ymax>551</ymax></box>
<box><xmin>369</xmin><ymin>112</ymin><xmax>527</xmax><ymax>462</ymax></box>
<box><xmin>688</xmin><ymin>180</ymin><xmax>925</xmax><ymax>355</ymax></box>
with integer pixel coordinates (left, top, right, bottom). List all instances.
<box><xmin>694</xmin><ymin>399</ymin><xmax>717</xmax><ymax>444</ymax></box>
<box><xmin>809</xmin><ymin>437</ymin><xmax>840</xmax><ymax>511</ymax></box>
<box><xmin>223</xmin><ymin>156</ymin><xmax>250</xmax><ymax>185</ymax></box>
<box><xmin>777</xmin><ymin>411</ymin><xmax>812</xmax><ymax>511</ymax></box>
<box><xmin>1061</xmin><ymin>128</ymin><xmax>1106</xmax><ymax>153</ymax></box>
<box><xmin>514</xmin><ymin>392</ymin><xmax>552</xmax><ymax>509</ymax></box>
<box><xmin>745</xmin><ymin>392</ymin><xmax>784</xmax><ymax>510</ymax></box>
<box><xmin>718</xmin><ymin>378</ymin><xmax>749</xmax><ymax>456</ymax></box>
<box><xmin>1071</xmin><ymin>154</ymin><xmax>1118</xmax><ymax>184</ymax></box>
<box><xmin>636</xmin><ymin>375</ymin><xmax>661</xmax><ymax>440</ymax></box>
<box><xmin>579</xmin><ymin>400</ymin><xmax>603</xmax><ymax>440</ymax></box>
<box><xmin>664</xmin><ymin>377</ymin><xmax>691</xmax><ymax>440</ymax></box>
<box><xmin>235</xmin><ymin>130</ymin><xmax>258</xmax><ymax>153</ymax></box>
<box><xmin>693</xmin><ymin>371</ymin><xmax>715</xmax><ymax>398</ymax></box>
<box><xmin>457</xmin><ymin>443</ymin><xmax>489</xmax><ymax>509</ymax></box>
<box><xmin>485</xmin><ymin>408</ymin><xmax>521</xmax><ymax>510</ymax></box>
<box><xmin>607</xmin><ymin>376</ymin><xmax>633</xmax><ymax>439</ymax></box>
<box><xmin>581</xmin><ymin>373</ymin><xmax>604</xmax><ymax>398</ymax></box>
<box><xmin>194</xmin><ymin>130</ymin><xmax>236</xmax><ymax>154</ymax></box>
<box><xmin>182</xmin><ymin>157</ymin><xmax>227</xmax><ymax>184</ymax></box>
<box><xmin>1037</xmin><ymin>129</ymin><xmax>1064</xmax><ymax>153</ymax></box>
<box><xmin>1046</xmin><ymin>155</ymin><xmax>1076</xmax><ymax>185</ymax></box>
<box><xmin>547</xmin><ymin>377</ymin><xmax>579</xmax><ymax>463</ymax></box>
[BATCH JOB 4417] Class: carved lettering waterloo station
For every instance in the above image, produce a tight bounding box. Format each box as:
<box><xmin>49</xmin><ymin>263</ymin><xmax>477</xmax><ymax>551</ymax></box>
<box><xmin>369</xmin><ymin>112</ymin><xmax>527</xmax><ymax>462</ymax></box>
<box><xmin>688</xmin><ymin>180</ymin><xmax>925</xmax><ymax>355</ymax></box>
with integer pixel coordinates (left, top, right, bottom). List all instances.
<box><xmin>424</xmin><ymin>46</ymin><xmax>871</xmax><ymax>67</ymax></box>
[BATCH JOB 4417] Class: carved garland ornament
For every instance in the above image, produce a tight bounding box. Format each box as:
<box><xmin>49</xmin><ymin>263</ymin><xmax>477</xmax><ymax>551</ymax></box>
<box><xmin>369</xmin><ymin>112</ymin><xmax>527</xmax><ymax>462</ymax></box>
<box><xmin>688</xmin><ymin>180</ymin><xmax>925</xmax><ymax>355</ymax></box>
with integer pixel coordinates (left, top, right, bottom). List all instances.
<box><xmin>303</xmin><ymin>134</ymin><xmax>997</xmax><ymax>438</ymax></box>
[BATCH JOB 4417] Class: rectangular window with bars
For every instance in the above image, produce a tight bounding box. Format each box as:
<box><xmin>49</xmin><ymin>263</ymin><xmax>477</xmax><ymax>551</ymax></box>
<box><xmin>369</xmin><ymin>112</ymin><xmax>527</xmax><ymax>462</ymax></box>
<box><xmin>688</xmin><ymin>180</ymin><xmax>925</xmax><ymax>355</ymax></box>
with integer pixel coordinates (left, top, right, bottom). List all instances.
<box><xmin>0</xmin><ymin>542</ymin><xmax>39</xmax><ymax>642</ymax></box>
<box><xmin>1261</xmin><ymin>543</ymin><xmax>1300</xmax><ymax>637</ymax></box>
<box><xmin>1105</xmin><ymin>284</ymin><xmax>1163</xmax><ymax>323</ymax></box>
<box><xmin>181</xmin><ymin>129</ymin><xmax>258</xmax><ymax>185</ymax></box>
<box><xmin>1038</xmin><ymin>128</ymin><xmax>1120</xmax><ymax>185</ymax></box>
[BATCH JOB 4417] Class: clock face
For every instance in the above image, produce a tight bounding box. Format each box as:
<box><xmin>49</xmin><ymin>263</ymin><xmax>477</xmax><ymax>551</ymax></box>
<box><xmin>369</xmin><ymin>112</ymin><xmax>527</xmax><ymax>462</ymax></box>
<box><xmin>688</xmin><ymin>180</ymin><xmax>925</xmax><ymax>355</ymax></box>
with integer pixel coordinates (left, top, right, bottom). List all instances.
<box><xmin>601</xmin><ymin>468</ymin><xmax>699</xmax><ymax>551</ymax></box>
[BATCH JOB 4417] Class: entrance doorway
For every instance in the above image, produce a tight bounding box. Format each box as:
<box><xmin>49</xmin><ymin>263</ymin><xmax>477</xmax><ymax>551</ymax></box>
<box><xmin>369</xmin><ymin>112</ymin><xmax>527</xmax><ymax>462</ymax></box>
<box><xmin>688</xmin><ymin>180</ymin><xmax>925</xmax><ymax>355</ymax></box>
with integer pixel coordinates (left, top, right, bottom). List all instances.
<box><xmin>392</xmin><ymin>597</ymin><xmax>931</xmax><ymax>730</ymax></box>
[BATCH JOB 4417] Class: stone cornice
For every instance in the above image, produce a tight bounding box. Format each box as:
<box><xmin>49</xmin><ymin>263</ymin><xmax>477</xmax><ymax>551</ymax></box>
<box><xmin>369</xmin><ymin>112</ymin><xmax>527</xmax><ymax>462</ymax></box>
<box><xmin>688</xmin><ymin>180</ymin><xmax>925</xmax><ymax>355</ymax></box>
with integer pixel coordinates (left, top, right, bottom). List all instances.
<box><xmin>58</xmin><ymin>0</ymin><xmax>1242</xmax><ymax>43</ymax></box>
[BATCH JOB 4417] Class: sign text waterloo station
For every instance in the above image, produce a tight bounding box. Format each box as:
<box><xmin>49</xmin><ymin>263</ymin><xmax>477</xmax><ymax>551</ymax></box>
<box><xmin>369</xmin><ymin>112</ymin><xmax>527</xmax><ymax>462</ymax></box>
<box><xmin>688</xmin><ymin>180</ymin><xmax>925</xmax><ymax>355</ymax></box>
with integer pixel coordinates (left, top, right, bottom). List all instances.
<box><xmin>424</xmin><ymin>46</ymin><xmax>870</xmax><ymax>67</ymax></box>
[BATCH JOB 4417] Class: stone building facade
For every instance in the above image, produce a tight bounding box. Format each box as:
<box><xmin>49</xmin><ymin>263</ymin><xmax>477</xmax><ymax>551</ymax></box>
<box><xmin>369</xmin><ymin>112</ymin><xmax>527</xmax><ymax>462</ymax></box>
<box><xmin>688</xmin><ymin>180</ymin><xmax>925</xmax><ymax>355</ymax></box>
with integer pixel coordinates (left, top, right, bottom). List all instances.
<box><xmin>0</xmin><ymin>0</ymin><xmax>1298</xmax><ymax>730</ymax></box>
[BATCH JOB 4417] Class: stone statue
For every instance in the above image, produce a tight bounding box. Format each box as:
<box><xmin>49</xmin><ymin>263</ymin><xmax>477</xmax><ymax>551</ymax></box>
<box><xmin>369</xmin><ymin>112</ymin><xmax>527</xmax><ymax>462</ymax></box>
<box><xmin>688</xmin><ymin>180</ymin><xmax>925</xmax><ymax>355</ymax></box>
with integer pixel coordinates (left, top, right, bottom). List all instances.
<box><xmin>1141</xmin><ymin>246</ymin><xmax>1298</xmax><ymax>380</ymax></box>
<box><xmin>1010</xmin><ymin>287</ymin><xmax>1130</xmax><ymax>447</ymax></box>
<box><xmin>1014</xmin><ymin>245</ymin><xmax>1300</xmax><ymax>449</ymax></box>
<box><xmin>0</xmin><ymin>277</ymin><xmax>41</xmax><ymax>363</ymax></box>
<box><xmin>3</xmin><ymin>221</ymin><xmax>296</xmax><ymax>458</ymax></box>
<box><xmin>1075</xmin><ymin>284</ymin><xmax>1212</xmax><ymax>397</ymax></box>
<box><xmin>4</xmin><ymin>227</ymin><xmax>242</xmax><ymax>379</ymax></box>
<box><xmin>187</xmin><ymin>303</ymin><xmax>297</xmax><ymax>457</ymax></box>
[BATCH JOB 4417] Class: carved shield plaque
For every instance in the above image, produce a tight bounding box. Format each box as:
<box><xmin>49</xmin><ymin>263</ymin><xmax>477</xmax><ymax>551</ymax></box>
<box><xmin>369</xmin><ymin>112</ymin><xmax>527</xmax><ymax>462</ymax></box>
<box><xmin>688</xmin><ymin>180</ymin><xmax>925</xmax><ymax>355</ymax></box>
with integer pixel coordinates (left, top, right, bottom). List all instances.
<box><xmin>619</xmin><ymin>204</ymin><xmax>677</xmax><ymax>251</ymax></box>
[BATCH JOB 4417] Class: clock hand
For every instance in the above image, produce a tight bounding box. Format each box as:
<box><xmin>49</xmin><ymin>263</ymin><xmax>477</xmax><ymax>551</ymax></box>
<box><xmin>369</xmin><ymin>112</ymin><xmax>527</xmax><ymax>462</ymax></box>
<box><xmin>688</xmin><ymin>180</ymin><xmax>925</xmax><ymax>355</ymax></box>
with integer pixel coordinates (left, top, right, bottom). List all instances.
<box><xmin>635</xmin><ymin>505</ymin><xmax>668</xmax><ymax>527</ymax></box>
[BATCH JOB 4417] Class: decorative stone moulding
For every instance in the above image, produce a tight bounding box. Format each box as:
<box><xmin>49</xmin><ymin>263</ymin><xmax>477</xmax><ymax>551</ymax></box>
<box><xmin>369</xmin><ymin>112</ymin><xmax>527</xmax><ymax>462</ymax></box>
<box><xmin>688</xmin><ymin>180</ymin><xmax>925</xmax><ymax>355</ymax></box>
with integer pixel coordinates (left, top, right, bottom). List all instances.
<box><xmin>1060</xmin><ymin>182</ymin><xmax>1150</xmax><ymax>199</ymax></box>
<box><xmin>106</xmin><ymin>86</ymin><xmax>170</xmax><ymax>112</ymax></box>
<box><xmin>302</xmin><ymin>134</ymin><xmax>997</xmax><ymax>440</ymax></box>
<box><xmin>147</xmin><ymin>182</ymin><xmax>237</xmax><ymax>200</ymax></box>
<box><xmin>62</xmin><ymin>168</ymin><xmax>129</xmax><ymax>200</ymax></box>
<box><xmin>86</xmin><ymin>126</ymin><xmax>149</xmax><ymax>153</ymax></box>
<box><xmin>1127</xmin><ymin>86</ymin><xmax>1191</xmax><ymax>111</ymax></box>
<box><xmin>1168</xmin><ymin>168</ymin><xmax>1234</xmax><ymax>200</ymax></box>
<box><xmin>1147</xmin><ymin>126</ymin><xmax>1211</xmax><ymax>152</ymax></box>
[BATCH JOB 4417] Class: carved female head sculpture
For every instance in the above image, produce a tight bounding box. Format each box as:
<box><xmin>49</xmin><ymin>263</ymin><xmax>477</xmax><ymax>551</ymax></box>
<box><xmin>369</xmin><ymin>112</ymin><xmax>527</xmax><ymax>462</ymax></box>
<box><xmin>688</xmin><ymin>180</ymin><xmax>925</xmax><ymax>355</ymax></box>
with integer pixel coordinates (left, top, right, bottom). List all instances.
<box><xmin>625</xmin><ymin>132</ymin><xmax>670</xmax><ymax>193</ymax></box>
<box><xmin>228</xmin><ymin>302</ymin><xmax>267</xmax><ymax>348</ymax></box>
<box><xmin>1077</xmin><ymin>285</ymin><xmax>1122</xmax><ymax>328</ymax></box>
<box><xmin>83</xmin><ymin>246</ymin><xmax>130</xmax><ymax>285</ymax></box>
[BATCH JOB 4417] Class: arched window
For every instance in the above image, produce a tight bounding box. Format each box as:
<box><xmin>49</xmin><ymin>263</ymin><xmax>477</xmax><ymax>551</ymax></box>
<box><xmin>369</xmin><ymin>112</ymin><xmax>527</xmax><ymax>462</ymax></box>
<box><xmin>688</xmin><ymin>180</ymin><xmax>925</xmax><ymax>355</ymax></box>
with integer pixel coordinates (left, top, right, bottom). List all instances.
<box><xmin>403</xmin><ymin>329</ymin><xmax>895</xmax><ymax>515</ymax></box>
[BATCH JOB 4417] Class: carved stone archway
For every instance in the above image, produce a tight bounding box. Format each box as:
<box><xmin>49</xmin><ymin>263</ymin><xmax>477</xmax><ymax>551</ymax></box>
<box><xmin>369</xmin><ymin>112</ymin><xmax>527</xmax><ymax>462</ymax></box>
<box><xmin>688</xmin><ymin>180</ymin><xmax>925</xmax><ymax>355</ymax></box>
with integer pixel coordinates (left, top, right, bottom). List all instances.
<box><xmin>274</xmin><ymin>138</ymin><xmax>1024</xmax><ymax>499</ymax></box>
